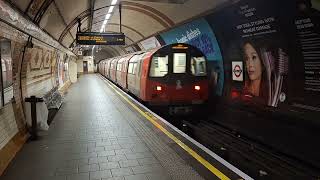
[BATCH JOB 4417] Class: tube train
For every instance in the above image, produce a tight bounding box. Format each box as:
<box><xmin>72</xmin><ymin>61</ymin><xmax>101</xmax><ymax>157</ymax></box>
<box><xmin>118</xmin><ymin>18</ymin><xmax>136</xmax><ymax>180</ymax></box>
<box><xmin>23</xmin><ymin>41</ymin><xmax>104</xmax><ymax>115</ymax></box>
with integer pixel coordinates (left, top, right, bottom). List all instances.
<box><xmin>98</xmin><ymin>43</ymin><xmax>209</xmax><ymax>115</ymax></box>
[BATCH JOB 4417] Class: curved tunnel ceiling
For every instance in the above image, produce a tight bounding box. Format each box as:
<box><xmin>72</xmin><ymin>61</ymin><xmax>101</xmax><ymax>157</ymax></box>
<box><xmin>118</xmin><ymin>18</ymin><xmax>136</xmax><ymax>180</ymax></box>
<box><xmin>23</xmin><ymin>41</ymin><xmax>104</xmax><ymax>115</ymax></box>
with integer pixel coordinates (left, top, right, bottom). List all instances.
<box><xmin>7</xmin><ymin>0</ymin><xmax>228</xmax><ymax>61</ymax></box>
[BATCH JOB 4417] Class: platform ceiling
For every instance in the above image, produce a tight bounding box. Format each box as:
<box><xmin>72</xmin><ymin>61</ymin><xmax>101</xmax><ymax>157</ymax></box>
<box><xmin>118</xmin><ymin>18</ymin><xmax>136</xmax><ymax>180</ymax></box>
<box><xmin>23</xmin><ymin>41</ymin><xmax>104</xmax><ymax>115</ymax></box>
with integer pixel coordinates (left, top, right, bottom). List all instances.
<box><xmin>7</xmin><ymin>0</ymin><xmax>227</xmax><ymax>60</ymax></box>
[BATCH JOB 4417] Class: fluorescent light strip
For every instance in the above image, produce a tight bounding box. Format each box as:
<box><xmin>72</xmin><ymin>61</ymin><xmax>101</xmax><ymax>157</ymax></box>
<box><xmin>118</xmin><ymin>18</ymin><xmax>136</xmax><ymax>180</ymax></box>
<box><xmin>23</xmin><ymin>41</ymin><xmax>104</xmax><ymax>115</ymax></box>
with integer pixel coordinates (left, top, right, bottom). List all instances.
<box><xmin>99</xmin><ymin>1</ymin><xmax>117</xmax><ymax>33</ymax></box>
<box><xmin>108</xmin><ymin>6</ymin><xmax>114</xmax><ymax>13</ymax></box>
<box><xmin>100</xmin><ymin>25</ymin><xmax>105</xmax><ymax>32</ymax></box>
<box><xmin>111</xmin><ymin>0</ymin><xmax>117</xmax><ymax>5</ymax></box>
<box><xmin>105</xmin><ymin>13</ymin><xmax>111</xmax><ymax>19</ymax></box>
<box><xmin>100</xmin><ymin>23</ymin><xmax>107</xmax><ymax>32</ymax></box>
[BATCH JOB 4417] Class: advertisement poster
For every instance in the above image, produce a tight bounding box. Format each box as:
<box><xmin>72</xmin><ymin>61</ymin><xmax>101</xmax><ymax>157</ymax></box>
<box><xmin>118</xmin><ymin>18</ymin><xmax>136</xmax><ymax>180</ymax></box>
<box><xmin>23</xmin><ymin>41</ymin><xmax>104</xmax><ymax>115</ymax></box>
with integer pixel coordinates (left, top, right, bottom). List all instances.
<box><xmin>160</xmin><ymin>18</ymin><xmax>224</xmax><ymax>96</ymax></box>
<box><xmin>125</xmin><ymin>46</ymin><xmax>135</xmax><ymax>53</ymax></box>
<box><xmin>64</xmin><ymin>55</ymin><xmax>70</xmax><ymax>83</ymax></box>
<box><xmin>138</xmin><ymin>36</ymin><xmax>161</xmax><ymax>50</ymax></box>
<box><xmin>206</xmin><ymin>0</ymin><xmax>291</xmax><ymax>107</ymax></box>
<box><xmin>57</xmin><ymin>52</ymin><xmax>65</xmax><ymax>88</ymax></box>
<box><xmin>28</xmin><ymin>47</ymin><xmax>43</xmax><ymax>71</ymax></box>
<box><xmin>291</xmin><ymin>0</ymin><xmax>320</xmax><ymax>111</ymax></box>
<box><xmin>0</xmin><ymin>39</ymin><xmax>13</xmax><ymax>104</ymax></box>
<box><xmin>43</xmin><ymin>50</ymin><xmax>52</xmax><ymax>69</ymax></box>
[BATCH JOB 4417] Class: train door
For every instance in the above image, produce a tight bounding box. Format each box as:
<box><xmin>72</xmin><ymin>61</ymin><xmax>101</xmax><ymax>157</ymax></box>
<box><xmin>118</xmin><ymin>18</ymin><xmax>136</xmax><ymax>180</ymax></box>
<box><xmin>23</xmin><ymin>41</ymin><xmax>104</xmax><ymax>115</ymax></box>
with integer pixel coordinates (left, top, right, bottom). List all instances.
<box><xmin>111</xmin><ymin>59</ymin><xmax>117</xmax><ymax>82</ymax></box>
<box><xmin>103</xmin><ymin>62</ymin><xmax>106</xmax><ymax>76</ymax></box>
<box><xmin>127</xmin><ymin>54</ymin><xmax>143</xmax><ymax>97</ymax></box>
<box><xmin>83</xmin><ymin>61</ymin><xmax>88</xmax><ymax>74</ymax></box>
<box><xmin>106</xmin><ymin>60</ymin><xmax>111</xmax><ymax>78</ymax></box>
<box><xmin>134</xmin><ymin>57</ymin><xmax>143</xmax><ymax>97</ymax></box>
<box><xmin>122</xmin><ymin>56</ymin><xmax>131</xmax><ymax>90</ymax></box>
<box><xmin>116</xmin><ymin>60</ymin><xmax>122</xmax><ymax>85</ymax></box>
<box><xmin>168</xmin><ymin>46</ymin><xmax>193</xmax><ymax>102</ymax></box>
<box><xmin>140</xmin><ymin>53</ymin><xmax>153</xmax><ymax>101</ymax></box>
<box><xmin>127</xmin><ymin>61</ymin><xmax>135</xmax><ymax>95</ymax></box>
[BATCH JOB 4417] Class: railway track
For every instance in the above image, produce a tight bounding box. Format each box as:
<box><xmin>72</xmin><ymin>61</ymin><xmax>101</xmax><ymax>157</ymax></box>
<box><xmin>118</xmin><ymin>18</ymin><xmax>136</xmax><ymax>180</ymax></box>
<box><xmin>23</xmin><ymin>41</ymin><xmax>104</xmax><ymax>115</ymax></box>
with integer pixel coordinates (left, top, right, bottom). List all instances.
<box><xmin>104</xmin><ymin>73</ymin><xmax>320</xmax><ymax>179</ymax></box>
<box><xmin>180</xmin><ymin>118</ymin><xmax>320</xmax><ymax>179</ymax></box>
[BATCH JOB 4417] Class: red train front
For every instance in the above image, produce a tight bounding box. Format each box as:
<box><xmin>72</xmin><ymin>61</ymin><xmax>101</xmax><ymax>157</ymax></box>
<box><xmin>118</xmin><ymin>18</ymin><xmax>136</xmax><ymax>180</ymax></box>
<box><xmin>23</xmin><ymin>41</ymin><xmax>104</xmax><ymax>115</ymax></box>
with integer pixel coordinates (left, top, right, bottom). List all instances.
<box><xmin>140</xmin><ymin>43</ymin><xmax>208</xmax><ymax>114</ymax></box>
<box><xmin>99</xmin><ymin>43</ymin><xmax>209</xmax><ymax>115</ymax></box>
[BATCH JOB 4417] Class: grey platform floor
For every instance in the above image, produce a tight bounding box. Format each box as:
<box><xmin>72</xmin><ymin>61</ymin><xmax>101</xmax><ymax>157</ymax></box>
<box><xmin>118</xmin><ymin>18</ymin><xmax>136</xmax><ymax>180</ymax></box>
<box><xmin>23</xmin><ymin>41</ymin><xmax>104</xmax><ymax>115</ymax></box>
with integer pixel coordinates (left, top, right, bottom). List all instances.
<box><xmin>2</xmin><ymin>74</ymin><xmax>210</xmax><ymax>180</ymax></box>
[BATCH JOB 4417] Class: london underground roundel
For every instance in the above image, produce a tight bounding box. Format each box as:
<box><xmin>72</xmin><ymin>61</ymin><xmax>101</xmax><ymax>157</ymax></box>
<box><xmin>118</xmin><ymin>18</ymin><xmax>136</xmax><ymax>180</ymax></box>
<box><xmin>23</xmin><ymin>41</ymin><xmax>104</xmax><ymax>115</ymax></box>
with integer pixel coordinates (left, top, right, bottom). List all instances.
<box><xmin>232</xmin><ymin>62</ymin><xmax>243</xmax><ymax>81</ymax></box>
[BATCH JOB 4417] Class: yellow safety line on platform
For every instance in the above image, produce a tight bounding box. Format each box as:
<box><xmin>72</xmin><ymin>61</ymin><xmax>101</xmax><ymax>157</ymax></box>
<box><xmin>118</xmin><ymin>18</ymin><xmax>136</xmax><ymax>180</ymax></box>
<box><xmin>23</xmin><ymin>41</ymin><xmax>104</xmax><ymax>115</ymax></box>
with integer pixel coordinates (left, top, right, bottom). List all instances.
<box><xmin>101</xmin><ymin>77</ymin><xmax>231</xmax><ymax>180</ymax></box>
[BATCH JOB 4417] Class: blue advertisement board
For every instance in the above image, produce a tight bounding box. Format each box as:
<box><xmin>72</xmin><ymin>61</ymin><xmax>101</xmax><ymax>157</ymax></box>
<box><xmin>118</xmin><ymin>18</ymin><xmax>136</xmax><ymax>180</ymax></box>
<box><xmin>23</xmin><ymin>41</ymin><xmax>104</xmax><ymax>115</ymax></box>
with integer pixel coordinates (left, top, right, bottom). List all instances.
<box><xmin>160</xmin><ymin>18</ymin><xmax>224</xmax><ymax>96</ymax></box>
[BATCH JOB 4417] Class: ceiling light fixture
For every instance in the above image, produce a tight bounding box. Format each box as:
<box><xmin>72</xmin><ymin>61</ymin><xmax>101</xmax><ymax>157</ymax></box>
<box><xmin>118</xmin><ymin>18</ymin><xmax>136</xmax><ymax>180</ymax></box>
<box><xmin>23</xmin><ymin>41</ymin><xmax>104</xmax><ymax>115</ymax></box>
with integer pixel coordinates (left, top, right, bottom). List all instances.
<box><xmin>108</xmin><ymin>6</ymin><xmax>114</xmax><ymax>13</ymax></box>
<box><xmin>105</xmin><ymin>13</ymin><xmax>111</xmax><ymax>19</ymax></box>
<box><xmin>98</xmin><ymin>0</ymin><xmax>117</xmax><ymax>33</ymax></box>
<box><xmin>111</xmin><ymin>0</ymin><xmax>118</xmax><ymax>5</ymax></box>
<box><xmin>100</xmin><ymin>24</ymin><xmax>105</xmax><ymax>32</ymax></box>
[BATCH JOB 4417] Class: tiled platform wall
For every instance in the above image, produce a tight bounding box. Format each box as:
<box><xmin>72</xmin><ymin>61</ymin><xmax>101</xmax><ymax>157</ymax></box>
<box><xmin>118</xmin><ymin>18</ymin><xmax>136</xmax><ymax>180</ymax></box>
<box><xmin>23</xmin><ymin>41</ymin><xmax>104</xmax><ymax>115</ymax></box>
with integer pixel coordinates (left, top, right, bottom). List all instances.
<box><xmin>0</xmin><ymin>10</ymin><xmax>77</xmax><ymax>175</ymax></box>
<box><xmin>0</xmin><ymin>105</ymin><xmax>18</xmax><ymax>150</ymax></box>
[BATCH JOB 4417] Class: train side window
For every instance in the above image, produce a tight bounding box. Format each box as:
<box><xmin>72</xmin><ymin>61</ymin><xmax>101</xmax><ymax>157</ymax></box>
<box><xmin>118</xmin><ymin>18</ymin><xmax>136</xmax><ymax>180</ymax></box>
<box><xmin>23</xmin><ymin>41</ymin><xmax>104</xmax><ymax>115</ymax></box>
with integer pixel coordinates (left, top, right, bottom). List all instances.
<box><xmin>149</xmin><ymin>55</ymin><xmax>168</xmax><ymax>77</ymax></box>
<box><xmin>117</xmin><ymin>63</ymin><xmax>122</xmax><ymax>71</ymax></box>
<box><xmin>132</xmin><ymin>63</ymin><xmax>137</xmax><ymax>75</ymax></box>
<box><xmin>173</xmin><ymin>53</ymin><xmax>186</xmax><ymax>74</ymax></box>
<box><xmin>136</xmin><ymin>54</ymin><xmax>145</xmax><ymax>76</ymax></box>
<box><xmin>110</xmin><ymin>62</ymin><xmax>114</xmax><ymax>70</ymax></box>
<box><xmin>128</xmin><ymin>63</ymin><xmax>134</xmax><ymax>74</ymax></box>
<box><xmin>191</xmin><ymin>56</ymin><xmax>207</xmax><ymax>76</ymax></box>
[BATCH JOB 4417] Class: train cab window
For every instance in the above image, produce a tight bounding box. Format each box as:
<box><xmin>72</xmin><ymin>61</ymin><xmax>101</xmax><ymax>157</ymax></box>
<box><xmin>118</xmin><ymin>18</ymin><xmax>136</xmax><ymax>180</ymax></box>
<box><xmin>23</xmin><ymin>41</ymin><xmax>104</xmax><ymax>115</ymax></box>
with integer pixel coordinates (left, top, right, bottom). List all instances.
<box><xmin>149</xmin><ymin>55</ymin><xmax>168</xmax><ymax>77</ymax></box>
<box><xmin>191</xmin><ymin>56</ymin><xmax>207</xmax><ymax>76</ymax></box>
<box><xmin>173</xmin><ymin>53</ymin><xmax>186</xmax><ymax>74</ymax></box>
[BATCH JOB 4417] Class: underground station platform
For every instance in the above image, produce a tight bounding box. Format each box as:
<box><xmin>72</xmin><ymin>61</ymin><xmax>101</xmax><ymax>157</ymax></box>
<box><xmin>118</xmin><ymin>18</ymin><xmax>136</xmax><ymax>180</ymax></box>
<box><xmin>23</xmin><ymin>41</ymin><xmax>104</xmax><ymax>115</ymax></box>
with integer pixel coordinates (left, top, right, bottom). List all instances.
<box><xmin>1</xmin><ymin>74</ymin><xmax>251</xmax><ymax>180</ymax></box>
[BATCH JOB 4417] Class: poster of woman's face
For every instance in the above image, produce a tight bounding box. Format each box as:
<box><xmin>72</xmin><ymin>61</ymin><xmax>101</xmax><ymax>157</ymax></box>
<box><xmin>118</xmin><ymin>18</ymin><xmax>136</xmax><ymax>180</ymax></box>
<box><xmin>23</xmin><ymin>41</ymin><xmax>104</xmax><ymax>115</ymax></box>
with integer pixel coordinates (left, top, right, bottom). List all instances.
<box><xmin>243</xmin><ymin>42</ymin><xmax>263</xmax><ymax>97</ymax></box>
<box><xmin>205</xmin><ymin>0</ymin><xmax>294</xmax><ymax>108</ymax></box>
<box><xmin>241</xmin><ymin>40</ymin><xmax>289</xmax><ymax>107</ymax></box>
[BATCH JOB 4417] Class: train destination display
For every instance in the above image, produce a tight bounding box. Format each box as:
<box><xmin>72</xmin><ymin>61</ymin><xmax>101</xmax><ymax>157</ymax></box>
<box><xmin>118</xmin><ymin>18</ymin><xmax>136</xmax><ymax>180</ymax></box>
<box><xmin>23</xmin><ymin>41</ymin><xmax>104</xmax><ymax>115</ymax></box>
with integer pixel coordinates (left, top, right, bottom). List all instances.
<box><xmin>76</xmin><ymin>32</ymin><xmax>125</xmax><ymax>45</ymax></box>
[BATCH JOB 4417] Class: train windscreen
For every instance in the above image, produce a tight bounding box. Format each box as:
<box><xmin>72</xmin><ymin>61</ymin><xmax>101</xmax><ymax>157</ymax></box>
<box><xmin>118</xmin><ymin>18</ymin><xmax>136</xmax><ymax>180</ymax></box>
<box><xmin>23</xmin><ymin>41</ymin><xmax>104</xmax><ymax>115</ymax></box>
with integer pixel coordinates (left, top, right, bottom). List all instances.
<box><xmin>191</xmin><ymin>56</ymin><xmax>206</xmax><ymax>76</ymax></box>
<box><xmin>149</xmin><ymin>44</ymin><xmax>207</xmax><ymax>77</ymax></box>
<box><xmin>149</xmin><ymin>55</ymin><xmax>169</xmax><ymax>77</ymax></box>
<box><xmin>173</xmin><ymin>53</ymin><xmax>187</xmax><ymax>74</ymax></box>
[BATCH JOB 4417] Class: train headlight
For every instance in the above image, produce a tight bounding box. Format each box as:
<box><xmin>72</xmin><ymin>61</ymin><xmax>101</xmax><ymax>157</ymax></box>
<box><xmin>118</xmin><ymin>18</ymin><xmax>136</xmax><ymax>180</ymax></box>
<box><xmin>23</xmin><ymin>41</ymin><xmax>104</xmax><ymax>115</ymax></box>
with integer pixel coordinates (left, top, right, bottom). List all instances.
<box><xmin>156</xmin><ymin>85</ymin><xmax>162</xmax><ymax>91</ymax></box>
<box><xmin>194</xmin><ymin>85</ymin><xmax>200</xmax><ymax>91</ymax></box>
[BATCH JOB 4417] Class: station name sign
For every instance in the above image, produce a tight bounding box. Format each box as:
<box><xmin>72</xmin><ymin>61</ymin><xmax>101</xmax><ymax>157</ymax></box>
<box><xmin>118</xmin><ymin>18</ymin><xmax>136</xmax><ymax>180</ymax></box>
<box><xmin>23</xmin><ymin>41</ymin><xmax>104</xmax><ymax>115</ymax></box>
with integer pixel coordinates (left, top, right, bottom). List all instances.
<box><xmin>76</xmin><ymin>32</ymin><xmax>125</xmax><ymax>45</ymax></box>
